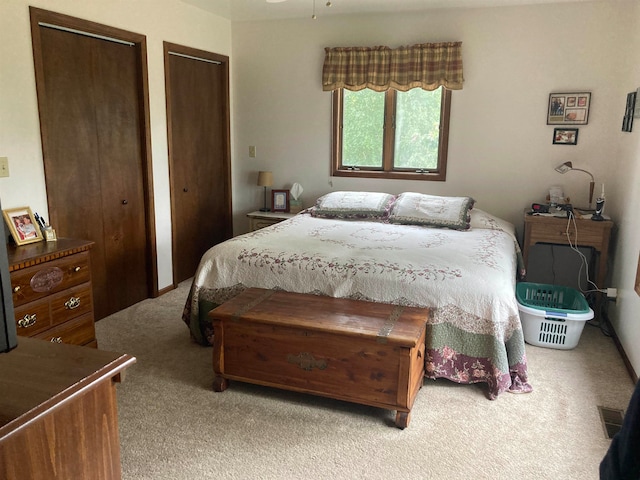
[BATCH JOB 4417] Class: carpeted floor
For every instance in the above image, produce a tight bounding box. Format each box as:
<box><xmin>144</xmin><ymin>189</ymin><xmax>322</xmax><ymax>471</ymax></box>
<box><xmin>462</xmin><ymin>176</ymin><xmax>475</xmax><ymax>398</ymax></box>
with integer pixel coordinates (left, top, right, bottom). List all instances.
<box><xmin>95</xmin><ymin>281</ymin><xmax>635</xmax><ymax>480</ymax></box>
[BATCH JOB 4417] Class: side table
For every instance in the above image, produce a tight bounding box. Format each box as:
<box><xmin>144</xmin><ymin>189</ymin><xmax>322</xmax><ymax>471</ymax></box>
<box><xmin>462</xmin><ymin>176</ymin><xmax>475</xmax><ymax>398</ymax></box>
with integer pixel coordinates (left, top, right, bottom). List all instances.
<box><xmin>522</xmin><ymin>211</ymin><xmax>614</xmax><ymax>315</ymax></box>
<box><xmin>247</xmin><ymin>211</ymin><xmax>295</xmax><ymax>231</ymax></box>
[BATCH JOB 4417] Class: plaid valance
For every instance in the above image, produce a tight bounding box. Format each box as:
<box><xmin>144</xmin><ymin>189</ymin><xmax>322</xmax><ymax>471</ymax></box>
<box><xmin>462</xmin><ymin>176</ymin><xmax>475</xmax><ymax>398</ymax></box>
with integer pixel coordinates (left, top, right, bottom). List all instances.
<box><xmin>322</xmin><ymin>42</ymin><xmax>463</xmax><ymax>92</ymax></box>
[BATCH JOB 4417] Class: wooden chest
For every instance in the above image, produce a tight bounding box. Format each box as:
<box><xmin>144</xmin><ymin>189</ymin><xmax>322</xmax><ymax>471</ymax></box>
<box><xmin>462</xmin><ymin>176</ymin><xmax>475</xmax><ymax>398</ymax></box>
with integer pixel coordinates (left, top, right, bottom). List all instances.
<box><xmin>210</xmin><ymin>288</ymin><xmax>428</xmax><ymax>428</ymax></box>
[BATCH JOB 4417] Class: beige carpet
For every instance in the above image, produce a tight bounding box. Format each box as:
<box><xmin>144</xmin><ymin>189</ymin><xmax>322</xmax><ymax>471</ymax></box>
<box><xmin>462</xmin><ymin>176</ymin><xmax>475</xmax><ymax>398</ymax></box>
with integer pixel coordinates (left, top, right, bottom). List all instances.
<box><xmin>95</xmin><ymin>281</ymin><xmax>635</xmax><ymax>480</ymax></box>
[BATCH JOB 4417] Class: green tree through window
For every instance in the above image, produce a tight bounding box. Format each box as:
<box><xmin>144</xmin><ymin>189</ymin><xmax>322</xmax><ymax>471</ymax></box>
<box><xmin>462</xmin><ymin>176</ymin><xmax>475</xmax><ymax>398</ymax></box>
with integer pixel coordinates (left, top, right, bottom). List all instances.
<box><xmin>332</xmin><ymin>87</ymin><xmax>451</xmax><ymax>181</ymax></box>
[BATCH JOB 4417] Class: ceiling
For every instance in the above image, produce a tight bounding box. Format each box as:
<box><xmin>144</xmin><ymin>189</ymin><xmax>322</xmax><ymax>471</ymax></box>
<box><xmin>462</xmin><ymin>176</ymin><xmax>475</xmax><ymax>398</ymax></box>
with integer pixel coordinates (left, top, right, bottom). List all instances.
<box><xmin>180</xmin><ymin>0</ymin><xmax>595</xmax><ymax>21</ymax></box>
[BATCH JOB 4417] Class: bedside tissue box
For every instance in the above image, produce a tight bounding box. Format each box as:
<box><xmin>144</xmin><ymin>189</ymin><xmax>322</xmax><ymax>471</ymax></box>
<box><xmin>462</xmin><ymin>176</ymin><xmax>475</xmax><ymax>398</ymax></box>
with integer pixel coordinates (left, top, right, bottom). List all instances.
<box><xmin>289</xmin><ymin>199</ymin><xmax>303</xmax><ymax>214</ymax></box>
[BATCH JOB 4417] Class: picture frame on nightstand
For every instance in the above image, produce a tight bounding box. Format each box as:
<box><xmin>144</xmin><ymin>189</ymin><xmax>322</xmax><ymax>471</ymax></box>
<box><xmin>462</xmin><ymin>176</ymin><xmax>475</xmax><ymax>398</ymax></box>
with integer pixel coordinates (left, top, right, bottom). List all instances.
<box><xmin>272</xmin><ymin>190</ymin><xmax>290</xmax><ymax>212</ymax></box>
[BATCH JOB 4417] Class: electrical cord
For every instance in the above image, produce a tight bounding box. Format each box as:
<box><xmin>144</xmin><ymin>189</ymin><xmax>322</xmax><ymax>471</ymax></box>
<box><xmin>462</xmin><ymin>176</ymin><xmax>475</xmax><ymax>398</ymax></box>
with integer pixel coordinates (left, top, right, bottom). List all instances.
<box><xmin>565</xmin><ymin>211</ymin><xmax>604</xmax><ymax>295</ymax></box>
<box><xmin>564</xmin><ymin>211</ymin><xmax>613</xmax><ymax>337</ymax></box>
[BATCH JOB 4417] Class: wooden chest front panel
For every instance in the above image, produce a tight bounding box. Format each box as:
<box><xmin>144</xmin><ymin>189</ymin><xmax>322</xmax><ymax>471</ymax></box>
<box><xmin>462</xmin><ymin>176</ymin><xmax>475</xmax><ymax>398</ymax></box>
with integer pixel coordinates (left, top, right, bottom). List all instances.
<box><xmin>211</xmin><ymin>289</ymin><xmax>427</xmax><ymax>415</ymax></box>
<box><xmin>222</xmin><ymin>321</ymin><xmax>418</xmax><ymax>408</ymax></box>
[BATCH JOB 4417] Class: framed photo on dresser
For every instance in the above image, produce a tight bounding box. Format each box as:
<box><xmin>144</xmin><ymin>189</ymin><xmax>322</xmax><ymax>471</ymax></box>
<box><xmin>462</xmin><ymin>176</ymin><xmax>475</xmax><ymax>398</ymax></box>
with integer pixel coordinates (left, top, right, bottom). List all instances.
<box><xmin>2</xmin><ymin>206</ymin><xmax>43</xmax><ymax>245</ymax></box>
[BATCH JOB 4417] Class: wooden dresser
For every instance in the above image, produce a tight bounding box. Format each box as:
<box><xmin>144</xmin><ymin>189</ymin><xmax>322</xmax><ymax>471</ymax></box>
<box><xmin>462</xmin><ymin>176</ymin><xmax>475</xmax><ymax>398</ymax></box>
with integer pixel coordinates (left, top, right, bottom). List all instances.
<box><xmin>0</xmin><ymin>337</ymin><xmax>135</xmax><ymax>480</ymax></box>
<box><xmin>7</xmin><ymin>238</ymin><xmax>96</xmax><ymax>347</ymax></box>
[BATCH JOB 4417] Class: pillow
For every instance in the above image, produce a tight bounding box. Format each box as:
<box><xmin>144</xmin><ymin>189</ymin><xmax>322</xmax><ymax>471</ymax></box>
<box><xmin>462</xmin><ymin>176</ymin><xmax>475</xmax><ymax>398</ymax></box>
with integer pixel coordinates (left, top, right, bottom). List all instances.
<box><xmin>309</xmin><ymin>191</ymin><xmax>396</xmax><ymax>220</ymax></box>
<box><xmin>388</xmin><ymin>192</ymin><xmax>475</xmax><ymax>230</ymax></box>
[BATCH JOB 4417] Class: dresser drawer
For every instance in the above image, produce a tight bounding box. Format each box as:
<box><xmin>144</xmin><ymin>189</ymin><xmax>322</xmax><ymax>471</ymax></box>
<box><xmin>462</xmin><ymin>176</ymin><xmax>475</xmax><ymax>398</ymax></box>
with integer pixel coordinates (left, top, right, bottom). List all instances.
<box><xmin>34</xmin><ymin>313</ymin><xmax>96</xmax><ymax>346</ymax></box>
<box><xmin>14</xmin><ymin>299</ymin><xmax>51</xmax><ymax>337</ymax></box>
<box><xmin>11</xmin><ymin>251</ymin><xmax>91</xmax><ymax>306</ymax></box>
<box><xmin>50</xmin><ymin>283</ymin><xmax>93</xmax><ymax>327</ymax></box>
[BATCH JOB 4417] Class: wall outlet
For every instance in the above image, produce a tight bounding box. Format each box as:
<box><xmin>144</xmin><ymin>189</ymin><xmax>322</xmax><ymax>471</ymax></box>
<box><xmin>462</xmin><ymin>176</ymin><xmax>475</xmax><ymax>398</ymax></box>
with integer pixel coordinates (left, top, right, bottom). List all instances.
<box><xmin>249</xmin><ymin>146</ymin><xmax>256</xmax><ymax>158</ymax></box>
<box><xmin>0</xmin><ymin>157</ymin><xmax>9</xmax><ymax>178</ymax></box>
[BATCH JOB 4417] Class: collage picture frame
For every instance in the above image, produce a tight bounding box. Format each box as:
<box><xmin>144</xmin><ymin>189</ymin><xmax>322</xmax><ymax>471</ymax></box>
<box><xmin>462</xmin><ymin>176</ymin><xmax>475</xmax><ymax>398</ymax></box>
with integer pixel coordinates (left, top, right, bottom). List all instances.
<box><xmin>547</xmin><ymin>92</ymin><xmax>591</xmax><ymax>125</ymax></box>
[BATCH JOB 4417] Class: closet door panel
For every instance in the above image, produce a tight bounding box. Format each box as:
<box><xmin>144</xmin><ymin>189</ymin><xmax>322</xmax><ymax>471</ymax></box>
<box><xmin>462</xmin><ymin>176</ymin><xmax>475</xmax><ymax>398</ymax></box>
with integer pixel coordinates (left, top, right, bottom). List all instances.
<box><xmin>92</xmin><ymin>39</ymin><xmax>149</xmax><ymax>311</ymax></box>
<box><xmin>167</xmin><ymin>49</ymin><xmax>232</xmax><ymax>284</ymax></box>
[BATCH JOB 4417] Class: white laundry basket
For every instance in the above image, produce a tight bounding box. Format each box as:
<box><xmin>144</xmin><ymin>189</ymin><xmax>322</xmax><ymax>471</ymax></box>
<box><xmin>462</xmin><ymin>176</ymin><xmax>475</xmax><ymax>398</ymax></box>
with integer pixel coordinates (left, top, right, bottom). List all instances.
<box><xmin>516</xmin><ymin>282</ymin><xmax>594</xmax><ymax>350</ymax></box>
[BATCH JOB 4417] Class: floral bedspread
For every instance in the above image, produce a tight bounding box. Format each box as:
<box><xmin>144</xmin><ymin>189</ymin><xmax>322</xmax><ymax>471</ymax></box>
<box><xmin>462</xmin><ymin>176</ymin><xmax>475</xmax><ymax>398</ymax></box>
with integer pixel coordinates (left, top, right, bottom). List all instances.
<box><xmin>182</xmin><ymin>209</ymin><xmax>531</xmax><ymax>399</ymax></box>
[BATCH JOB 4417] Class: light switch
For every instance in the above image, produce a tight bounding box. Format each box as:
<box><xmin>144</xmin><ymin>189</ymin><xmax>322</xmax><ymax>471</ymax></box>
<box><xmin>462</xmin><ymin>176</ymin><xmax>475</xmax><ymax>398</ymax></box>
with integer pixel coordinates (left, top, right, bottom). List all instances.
<box><xmin>249</xmin><ymin>146</ymin><xmax>256</xmax><ymax>158</ymax></box>
<box><xmin>0</xmin><ymin>157</ymin><xmax>9</xmax><ymax>178</ymax></box>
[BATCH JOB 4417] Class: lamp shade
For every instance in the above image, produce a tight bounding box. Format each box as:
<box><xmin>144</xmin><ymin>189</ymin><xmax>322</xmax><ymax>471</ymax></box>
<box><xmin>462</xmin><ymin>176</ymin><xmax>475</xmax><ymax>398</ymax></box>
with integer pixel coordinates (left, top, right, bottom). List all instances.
<box><xmin>257</xmin><ymin>171</ymin><xmax>273</xmax><ymax>187</ymax></box>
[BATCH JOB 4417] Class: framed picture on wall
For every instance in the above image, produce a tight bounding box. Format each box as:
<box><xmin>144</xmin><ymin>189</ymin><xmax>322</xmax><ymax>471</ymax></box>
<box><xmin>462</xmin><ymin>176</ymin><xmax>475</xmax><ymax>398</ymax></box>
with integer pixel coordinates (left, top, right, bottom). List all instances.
<box><xmin>2</xmin><ymin>206</ymin><xmax>44</xmax><ymax>245</ymax></box>
<box><xmin>553</xmin><ymin>128</ymin><xmax>579</xmax><ymax>145</ymax></box>
<box><xmin>547</xmin><ymin>92</ymin><xmax>591</xmax><ymax>125</ymax></box>
<box><xmin>623</xmin><ymin>91</ymin><xmax>636</xmax><ymax>132</ymax></box>
<box><xmin>272</xmin><ymin>190</ymin><xmax>290</xmax><ymax>212</ymax></box>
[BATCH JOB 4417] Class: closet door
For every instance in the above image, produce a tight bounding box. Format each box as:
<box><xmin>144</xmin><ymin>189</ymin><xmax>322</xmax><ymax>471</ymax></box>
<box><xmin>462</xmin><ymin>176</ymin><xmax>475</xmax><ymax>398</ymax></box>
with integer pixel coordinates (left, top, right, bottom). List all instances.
<box><xmin>165</xmin><ymin>43</ymin><xmax>232</xmax><ymax>284</ymax></box>
<box><xmin>31</xmin><ymin>8</ymin><xmax>156</xmax><ymax>319</ymax></box>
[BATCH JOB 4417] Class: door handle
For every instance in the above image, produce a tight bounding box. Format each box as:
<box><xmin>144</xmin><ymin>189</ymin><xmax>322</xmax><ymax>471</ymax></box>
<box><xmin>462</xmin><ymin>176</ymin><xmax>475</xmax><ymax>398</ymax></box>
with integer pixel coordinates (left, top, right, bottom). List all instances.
<box><xmin>122</xmin><ymin>199</ymin><xmax>128</xmax><ymax>205</ymax></box>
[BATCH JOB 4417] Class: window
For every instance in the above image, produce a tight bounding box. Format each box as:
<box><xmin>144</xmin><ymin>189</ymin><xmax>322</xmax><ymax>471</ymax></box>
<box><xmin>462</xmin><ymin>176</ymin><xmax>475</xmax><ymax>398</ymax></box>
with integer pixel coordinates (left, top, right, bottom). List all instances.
<box><xmin>332</xmin><ymin>86</ymin><xmax>451</xmax><ymax>181</ymax></box>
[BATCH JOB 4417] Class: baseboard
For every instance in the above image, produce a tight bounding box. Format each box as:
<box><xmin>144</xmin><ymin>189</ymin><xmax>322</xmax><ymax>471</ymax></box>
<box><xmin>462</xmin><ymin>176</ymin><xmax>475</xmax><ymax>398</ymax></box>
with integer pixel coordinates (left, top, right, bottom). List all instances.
<box><xmin>603</xmin><ymin>313</ymin><xmax>638</xmax><ymax>383</ymax></box>
<box><xmin>157</xmin><ymin>284</ymin><xmax>176</xmax><ymax>297</ymax></box>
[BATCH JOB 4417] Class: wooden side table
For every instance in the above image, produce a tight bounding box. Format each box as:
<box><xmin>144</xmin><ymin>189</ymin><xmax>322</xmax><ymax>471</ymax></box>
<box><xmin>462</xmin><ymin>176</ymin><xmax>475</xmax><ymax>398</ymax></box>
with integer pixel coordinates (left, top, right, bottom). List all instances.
<box><xmin>0</xmin><ymin>337</ymin><xmax>135</xmax><ymax>480</ymax></box>
<box><xmin>247</xmin><ymin>211</ymin><xmax>295</xmax><ymax>231</ymax></box>
<box><xmin>522</xmin><ymin>211</ymin><xmax>614</xmax><ymax>313</ymax></box>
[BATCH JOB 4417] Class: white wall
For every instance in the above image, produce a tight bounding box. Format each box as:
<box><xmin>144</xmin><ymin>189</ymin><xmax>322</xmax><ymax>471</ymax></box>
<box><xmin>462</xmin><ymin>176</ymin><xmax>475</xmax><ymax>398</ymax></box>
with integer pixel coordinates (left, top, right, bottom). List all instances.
<box><xmin>608</xmin><ymin>2</ymin><xmax>640</xmax><ymax>378</ymax></box>
<box><xmin>0</xmin><ymin>0</ymin><xmax>232</xmax><ymax>290</ymax></box>
<box><xmin>231</xmin><ymin>2</ymin><xmax>640</xmax><ymax>375</ymax></box>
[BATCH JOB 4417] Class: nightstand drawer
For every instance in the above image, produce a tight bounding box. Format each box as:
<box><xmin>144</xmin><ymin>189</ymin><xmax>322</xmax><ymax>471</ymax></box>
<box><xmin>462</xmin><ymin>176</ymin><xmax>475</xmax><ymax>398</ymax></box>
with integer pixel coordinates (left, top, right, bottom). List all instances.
<box><xmin>529</xmin><ymin>222</ymin><xmax>606</xmax><ymax>249</ymax></box>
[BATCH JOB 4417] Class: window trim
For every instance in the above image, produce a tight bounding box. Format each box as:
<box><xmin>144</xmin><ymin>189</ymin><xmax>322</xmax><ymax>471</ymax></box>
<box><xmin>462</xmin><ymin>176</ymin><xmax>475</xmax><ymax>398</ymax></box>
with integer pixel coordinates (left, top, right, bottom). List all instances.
<box><xmin>331</xmin><ymin>87</ymin><xmax>451</xmax><ymax>181</ymax></box>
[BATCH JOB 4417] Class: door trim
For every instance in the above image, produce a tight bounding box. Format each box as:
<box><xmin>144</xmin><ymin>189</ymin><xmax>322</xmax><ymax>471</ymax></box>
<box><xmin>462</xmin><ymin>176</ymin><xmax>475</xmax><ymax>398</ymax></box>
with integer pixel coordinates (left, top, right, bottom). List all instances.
<box><xmin>30</xmin><ymin>6</ymin><xmax>158</xmax><ymax>298</ymax></box>
<box><xmin>163</xmin><ymin>42</ymin><xmax>232</xmax><ymax>287</ymax></box>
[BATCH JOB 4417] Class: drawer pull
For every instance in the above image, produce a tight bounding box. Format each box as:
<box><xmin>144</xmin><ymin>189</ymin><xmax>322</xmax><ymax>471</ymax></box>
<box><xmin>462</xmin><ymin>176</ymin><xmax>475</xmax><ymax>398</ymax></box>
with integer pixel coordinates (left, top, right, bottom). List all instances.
<box><xmin>13</xmin><ymin>285</ymin><xmax>21</xmax><ymax>293</ymax></box>
<box><xmin>65</xmin><ymin>296</ymin><xmax>81</xmax><ymax>310</ymax></box>
<box><xmin>74</xmin><ymin>266</ymin><xmax>81</xmax><ymax>272</ymax></box>
<box><xmin>50</xmin><ymin>337</ymin><xmax>63</xmax><ymax>343</ymax></box>
<box><xmin>18</xmin><ymin>314</ymin><xmax>37</xmax><ymax>328</ymax></box>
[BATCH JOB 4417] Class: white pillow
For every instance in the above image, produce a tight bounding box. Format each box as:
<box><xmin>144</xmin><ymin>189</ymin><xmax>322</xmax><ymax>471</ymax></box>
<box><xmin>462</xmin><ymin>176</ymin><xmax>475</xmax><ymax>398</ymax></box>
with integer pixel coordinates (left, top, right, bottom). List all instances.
<box><xmin>310</xmin><ymin>191</ymin><xmax>396</xmax><ymax>220</ymax></box>
<box><xmin>388</xmin><ymin>192</ymin><xmax>475</xmax><ymax>230</ymax></box>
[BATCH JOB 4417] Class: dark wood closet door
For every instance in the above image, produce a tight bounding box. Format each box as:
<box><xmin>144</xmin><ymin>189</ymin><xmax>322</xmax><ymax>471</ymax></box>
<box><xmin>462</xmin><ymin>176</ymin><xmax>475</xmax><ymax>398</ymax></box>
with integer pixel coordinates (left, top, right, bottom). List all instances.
<box><xmin>165</xmin><ymin>44</ymin><xmax>232</xmax><ymax>284</ymax></box>
<box><xmin>35</xmin><ymin>22</ymin><xmax>150</xmax><ymax>319</ymax></box>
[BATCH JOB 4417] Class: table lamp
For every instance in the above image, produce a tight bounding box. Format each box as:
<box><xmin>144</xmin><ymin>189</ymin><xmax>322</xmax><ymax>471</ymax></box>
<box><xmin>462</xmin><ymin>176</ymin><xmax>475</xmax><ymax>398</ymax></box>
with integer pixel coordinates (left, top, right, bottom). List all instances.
<box><xmin>257</xmin><ymin>171</ymin><xmax>273</xmax><ymax>212</ymax></box>
<box><xmin>554</xmin><ymin>161</ymin><xmax>595</xmax><ymax>210</ymax></box>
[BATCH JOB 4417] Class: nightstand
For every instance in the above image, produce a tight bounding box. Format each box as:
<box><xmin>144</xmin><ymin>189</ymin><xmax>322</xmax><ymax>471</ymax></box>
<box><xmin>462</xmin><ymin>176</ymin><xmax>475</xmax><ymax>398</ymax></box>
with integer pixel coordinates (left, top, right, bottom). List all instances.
<box><xmin>247</xmin><ymin>211</ymin><xmax>295</xmax><ymax>231</ymax></box>
<box><xmin>522</xmin><ymin>211</ymin><xmax>614</xmax><ymax>315</ymax></box>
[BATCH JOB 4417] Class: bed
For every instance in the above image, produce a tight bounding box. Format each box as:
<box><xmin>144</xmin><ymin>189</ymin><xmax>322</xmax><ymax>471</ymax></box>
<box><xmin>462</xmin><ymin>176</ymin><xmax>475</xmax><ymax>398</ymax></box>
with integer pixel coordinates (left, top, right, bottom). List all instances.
<box><xmin>182</xmin><ymin>191</ymin><xmax>531</xmax><ymax>399</ymax></box>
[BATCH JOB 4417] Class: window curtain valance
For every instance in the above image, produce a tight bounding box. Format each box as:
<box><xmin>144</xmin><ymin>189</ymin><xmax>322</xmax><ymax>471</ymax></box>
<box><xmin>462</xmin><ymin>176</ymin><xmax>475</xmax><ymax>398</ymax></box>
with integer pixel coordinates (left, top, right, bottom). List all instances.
<box><xmin>322</xmin><ymin>42</ymin><xmax>463</xmax><ymax>92</ymax></box>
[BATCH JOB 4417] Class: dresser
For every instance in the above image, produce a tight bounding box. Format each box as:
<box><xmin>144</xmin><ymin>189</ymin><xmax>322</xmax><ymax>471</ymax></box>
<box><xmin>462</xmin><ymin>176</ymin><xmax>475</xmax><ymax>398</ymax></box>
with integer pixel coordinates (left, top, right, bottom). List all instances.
<box><xmin>247</xmin><ymin>210</ymin><xmax>295</xmax><ymax>231</ymax></box>
<box><xmin>7</xmin><ymin>238</ymin><xmax>96</xmax><ymax>347</ymax></box>
<box><xmin>0</xmin><ymin>337</ymin><xmax>135</xmax><ymax>480</ymax></box>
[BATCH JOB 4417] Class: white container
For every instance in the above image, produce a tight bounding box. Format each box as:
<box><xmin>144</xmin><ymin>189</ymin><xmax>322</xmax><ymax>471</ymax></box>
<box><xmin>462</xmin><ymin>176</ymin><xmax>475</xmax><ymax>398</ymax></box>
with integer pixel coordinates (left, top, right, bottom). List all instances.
<box><xmin>518</xmin><ymin>302</ymin><xmax>593</xmax><ymax>350</ymax></box>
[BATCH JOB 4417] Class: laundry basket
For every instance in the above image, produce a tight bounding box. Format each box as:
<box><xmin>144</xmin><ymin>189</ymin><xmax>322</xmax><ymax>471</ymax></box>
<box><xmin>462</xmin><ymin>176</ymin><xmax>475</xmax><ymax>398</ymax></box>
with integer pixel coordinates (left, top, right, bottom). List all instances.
<box><xmin>516</xmin><ymin>282</ymin><xmax>594</xmax><ymax>350</ymax></box>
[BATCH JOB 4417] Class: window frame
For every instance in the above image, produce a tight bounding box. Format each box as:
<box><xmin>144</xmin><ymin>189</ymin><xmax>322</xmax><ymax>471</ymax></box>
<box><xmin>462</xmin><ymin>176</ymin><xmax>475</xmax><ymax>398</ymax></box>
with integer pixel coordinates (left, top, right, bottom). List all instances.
<box><xmin>331</xmin><ymin>87</ymin><xmax>451</xmax><ymax>181</ymax></box>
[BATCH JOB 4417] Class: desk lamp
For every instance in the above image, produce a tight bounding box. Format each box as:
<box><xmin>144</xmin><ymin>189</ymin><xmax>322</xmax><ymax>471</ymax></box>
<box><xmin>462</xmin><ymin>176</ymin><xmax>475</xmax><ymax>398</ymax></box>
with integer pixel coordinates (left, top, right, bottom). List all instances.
<box><xmin>257</xmin><ymin>171</ymin><xmax>273</xmax><ymax>212</ymax></box>
<box><xmin>554</xmin><ymin>161</ymin><xmax>595</xmax><ymax>210</ymax></box>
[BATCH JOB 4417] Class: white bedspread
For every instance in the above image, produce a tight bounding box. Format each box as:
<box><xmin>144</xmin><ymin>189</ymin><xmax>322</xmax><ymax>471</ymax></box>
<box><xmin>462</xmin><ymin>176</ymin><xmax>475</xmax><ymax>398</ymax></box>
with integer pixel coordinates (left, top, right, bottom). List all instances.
<box><xmin>183</xmin><ymin>209</ymin><xmax>530</xmax><ymax>398</ymax></box>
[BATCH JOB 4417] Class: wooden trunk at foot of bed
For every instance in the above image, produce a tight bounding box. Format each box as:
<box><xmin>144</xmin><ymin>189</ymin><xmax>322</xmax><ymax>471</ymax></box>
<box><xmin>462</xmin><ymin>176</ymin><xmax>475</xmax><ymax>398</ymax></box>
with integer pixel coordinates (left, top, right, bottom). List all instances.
<box><xmin>209</xmin><ymin>288</ymin><xmax>428</xmax><ymax>429</ymax></box>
